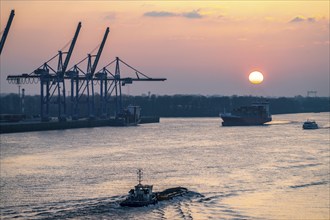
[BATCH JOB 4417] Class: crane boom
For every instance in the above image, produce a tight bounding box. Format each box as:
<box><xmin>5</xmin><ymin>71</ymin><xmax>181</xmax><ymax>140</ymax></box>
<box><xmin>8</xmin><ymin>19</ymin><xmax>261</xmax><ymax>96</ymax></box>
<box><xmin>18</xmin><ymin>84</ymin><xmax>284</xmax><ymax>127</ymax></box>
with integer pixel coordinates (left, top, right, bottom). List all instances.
<box><xmin>62</xmin><ymin>22</ymin><xmax>81</xmax><ymax>73</ymax></box>
<box><xmin>0</xmin><ymin>9</ymin><xmax>15</xmax><ymax>55</ymax></box>
<box><xmin>90</xmin><ymin>27</ymin><xmax>109</xmax><ymax>75</ymax></box>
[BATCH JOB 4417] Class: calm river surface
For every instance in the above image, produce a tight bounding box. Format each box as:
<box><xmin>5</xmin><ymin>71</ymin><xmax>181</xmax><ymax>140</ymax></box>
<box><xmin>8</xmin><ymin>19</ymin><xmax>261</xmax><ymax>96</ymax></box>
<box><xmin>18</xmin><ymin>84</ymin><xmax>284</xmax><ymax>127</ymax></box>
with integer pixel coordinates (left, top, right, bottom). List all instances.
<box><xmin>1</xmin><ymin>112</ymin><xmax>329</xmax><ymax>219</ymax></box>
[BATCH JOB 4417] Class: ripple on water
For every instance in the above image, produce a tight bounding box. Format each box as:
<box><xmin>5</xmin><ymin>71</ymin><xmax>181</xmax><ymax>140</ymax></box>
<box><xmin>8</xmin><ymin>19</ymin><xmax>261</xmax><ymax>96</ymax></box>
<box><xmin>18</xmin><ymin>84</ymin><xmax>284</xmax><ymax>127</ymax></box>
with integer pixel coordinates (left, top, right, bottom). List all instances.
<box><xmin>1</xmin><ymin>113</ymin><xmax>329</xmax><ymax>219</ymax></box>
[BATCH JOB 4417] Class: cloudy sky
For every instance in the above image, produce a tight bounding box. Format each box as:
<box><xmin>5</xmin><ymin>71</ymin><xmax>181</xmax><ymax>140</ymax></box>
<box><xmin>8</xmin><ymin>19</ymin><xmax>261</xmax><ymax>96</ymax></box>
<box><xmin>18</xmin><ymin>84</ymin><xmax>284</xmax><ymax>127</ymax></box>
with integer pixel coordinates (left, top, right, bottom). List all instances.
<box><xmin>1</xmin><ymin>1</ymin><xmax>329</xmax><ymax>97</ymax></box>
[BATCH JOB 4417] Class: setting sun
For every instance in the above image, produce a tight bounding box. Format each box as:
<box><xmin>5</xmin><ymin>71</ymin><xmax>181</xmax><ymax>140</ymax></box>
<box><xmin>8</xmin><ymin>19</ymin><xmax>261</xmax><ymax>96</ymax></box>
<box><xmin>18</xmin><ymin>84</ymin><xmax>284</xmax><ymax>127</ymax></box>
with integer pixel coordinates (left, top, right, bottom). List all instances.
<box><xmin>249</xmin><ymin>71</ymin><xmax>264</xmax><ymax>84</ymax></box>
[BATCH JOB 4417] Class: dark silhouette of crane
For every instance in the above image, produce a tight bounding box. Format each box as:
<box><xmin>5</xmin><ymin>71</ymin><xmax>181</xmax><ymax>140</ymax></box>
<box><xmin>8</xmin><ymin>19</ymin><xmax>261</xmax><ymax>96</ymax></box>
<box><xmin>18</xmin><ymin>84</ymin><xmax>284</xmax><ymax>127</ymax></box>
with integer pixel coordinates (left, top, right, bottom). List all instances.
<box><xmin>7</xmin><ymin>22</ymin><xmax>82</xmax><ymax>121</ymax></box>
<box><xmin>96</xmin><ymin>57</ymin><xmax>166</xmax><ymax>119</ymax></box>
<box><xmin>36</xmin><ymin>22</ymin><xmax>81</xmax><ymax>121</ymax></box>
<box><xmin>66</xmin><ymin>27</ymin><xmax>109</xmax><ymax>120</ymax></box>
<box><xmin>7</xmin><ymin>24</ymin><xmax>166</xmax><ymax>122</ymax></box>
<box><xmin>0</xmin><ymin>9</ymin><xmax>15</xmax><ymax>55</ymax></box>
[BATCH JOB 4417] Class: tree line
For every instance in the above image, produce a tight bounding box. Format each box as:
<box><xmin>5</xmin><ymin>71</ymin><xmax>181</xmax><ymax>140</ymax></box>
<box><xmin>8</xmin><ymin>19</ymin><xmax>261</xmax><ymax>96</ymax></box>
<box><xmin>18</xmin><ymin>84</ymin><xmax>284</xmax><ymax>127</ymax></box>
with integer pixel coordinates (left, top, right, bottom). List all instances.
<box><xmin>0</xmin><ymin>93</ymin><xmax>328</xmax><ymax>118</ymax></box>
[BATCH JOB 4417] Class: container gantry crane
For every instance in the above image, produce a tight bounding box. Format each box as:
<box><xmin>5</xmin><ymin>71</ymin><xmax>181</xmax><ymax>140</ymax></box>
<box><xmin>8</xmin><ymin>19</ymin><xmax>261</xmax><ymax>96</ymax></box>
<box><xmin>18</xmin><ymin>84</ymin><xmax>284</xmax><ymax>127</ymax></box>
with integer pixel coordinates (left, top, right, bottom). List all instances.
<box><xmin>7</xmin><ymin>22</ymin><xmax>81</xmax><ymax>121</ymax></box>
<box><xmin>66</xmin><ymin>27</ymin><xmax>109</xmax><ymax>120</ymax></box>
<box><xmin>0</xmin><ymin>9</ymin><xmax>15</xmax><ymax>55</ymax></box>
<box><xmin>95</xmin><ymin>57</ymin><xmax>166</xmax><ymax>119</ymax></box>
<box><xmin>7</xmin><ymin>24</ymin><xmax>166</xmax><ymax>122</ymax></box>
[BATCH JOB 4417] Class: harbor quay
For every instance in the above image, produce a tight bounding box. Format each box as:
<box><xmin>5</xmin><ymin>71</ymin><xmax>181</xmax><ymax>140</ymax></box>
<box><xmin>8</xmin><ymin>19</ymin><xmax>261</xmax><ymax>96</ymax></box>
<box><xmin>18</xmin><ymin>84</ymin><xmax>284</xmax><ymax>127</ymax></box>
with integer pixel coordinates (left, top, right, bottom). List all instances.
<box><xmin>0</xmin><ymin>116</ymin><xmax>160</xmax><ymax>134</ymax></box>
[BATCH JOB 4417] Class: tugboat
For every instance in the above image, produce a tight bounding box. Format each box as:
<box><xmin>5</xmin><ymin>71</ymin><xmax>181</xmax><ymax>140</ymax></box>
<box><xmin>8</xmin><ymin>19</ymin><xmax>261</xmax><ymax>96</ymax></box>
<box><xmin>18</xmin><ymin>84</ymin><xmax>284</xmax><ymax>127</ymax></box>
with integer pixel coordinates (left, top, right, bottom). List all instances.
<box><xmin>120</xmin><ymin>169</ymin><xmax>157</xmax><ymax>207</ymax></box>
<box><xmin>220</xmin><ymin>101</ymin><xmax>272</xmax><ymax>126</ymax></box>
<box><xmin>303</xmin><ymin>120</ymin><xmax>319</xmax><ymax>129</ymax></box>
<box><xmin>120</xmin><ymin>169</ymin><xmax>189</xmax><ymax>207</ymax></box>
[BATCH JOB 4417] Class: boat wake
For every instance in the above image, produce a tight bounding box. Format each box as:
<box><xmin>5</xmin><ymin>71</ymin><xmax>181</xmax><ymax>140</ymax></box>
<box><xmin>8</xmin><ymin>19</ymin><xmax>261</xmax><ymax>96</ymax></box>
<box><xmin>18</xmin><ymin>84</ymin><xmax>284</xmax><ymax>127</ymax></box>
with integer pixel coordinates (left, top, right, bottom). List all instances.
<box><xmin>0</xmin><ymin>191</ymin><xmax>204</xmax><ymax>220</ymax></box>
<box><xmin>266</xmin><ymin>120</ymin><xmax>300</xmax><ymax>125</ymax></box>
<box><xmin>290</xmin><ymin>181</ymin><xmax>329</xmax><ymax>189</ymax></box>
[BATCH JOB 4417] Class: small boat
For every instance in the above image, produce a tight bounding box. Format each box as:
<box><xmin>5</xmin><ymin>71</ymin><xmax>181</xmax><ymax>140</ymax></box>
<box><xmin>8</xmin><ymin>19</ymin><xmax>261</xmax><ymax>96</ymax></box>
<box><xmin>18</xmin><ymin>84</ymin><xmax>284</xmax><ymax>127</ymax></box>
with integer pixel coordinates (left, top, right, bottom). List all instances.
<box><xmin>120</xmin><ymin>169</ymin><xmax>157</xmax><ymax>207</ymax></box>
<box><xmin>220</xmin><ymin>101</ymin><xmax>272</xmax><ymax>126</ymax></box>
<box><xmin>120</xmin><ymin>169</ymin><xmax>188</xmax><ymax>207</ymax></box>
<box><xmin>303</xmin><ymin>120</ymin><xmax>319</xmax><ymax>129</ymax></box>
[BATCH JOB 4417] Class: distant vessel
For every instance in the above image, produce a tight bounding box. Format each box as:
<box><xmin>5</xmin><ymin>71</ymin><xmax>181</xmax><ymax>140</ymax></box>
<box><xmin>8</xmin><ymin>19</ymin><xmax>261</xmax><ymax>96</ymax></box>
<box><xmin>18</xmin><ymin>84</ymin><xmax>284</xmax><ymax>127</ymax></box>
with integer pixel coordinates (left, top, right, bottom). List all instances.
<box><xmin>112</xmin><ymin>105</ymin><xmax>141</xmax><ymax>126</ymax></box>
<box><xmin>120</xmin><ymin>169</ymin><xmax>188</xmax><ymax>207</ymax></box>
<box><xmin>220</xmin><ymin>101</ymin><xmax>272</xmax><ymax>126</ymax></box>
<box><xmin>120</xmin><ymin>169</ymin><xmax>157</xmax><ymax>207</ymax></box>
<box><xmin>303</xmin><ymin>120</ymin><xmax>318</xmax><ymax>129</ymax></box>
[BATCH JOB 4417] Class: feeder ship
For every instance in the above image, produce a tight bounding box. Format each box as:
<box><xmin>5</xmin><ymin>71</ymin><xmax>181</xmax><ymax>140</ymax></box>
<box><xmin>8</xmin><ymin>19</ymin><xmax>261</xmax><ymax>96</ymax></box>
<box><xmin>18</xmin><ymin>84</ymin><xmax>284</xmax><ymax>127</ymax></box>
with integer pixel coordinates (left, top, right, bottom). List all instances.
<box><xmin>220</xmin><ymin>102</ymin><xmax>272</xmax><ymax>126</ymax></box>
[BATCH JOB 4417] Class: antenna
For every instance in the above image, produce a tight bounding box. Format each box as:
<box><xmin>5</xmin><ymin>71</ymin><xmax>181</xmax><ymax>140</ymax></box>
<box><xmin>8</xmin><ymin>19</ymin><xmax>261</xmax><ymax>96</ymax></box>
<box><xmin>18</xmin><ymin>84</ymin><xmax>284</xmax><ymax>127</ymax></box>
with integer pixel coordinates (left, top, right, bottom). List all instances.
<box><xmin>137</xmin><ymin>169</ymin><xmax>143</xmax><ymax>185</ymax></box>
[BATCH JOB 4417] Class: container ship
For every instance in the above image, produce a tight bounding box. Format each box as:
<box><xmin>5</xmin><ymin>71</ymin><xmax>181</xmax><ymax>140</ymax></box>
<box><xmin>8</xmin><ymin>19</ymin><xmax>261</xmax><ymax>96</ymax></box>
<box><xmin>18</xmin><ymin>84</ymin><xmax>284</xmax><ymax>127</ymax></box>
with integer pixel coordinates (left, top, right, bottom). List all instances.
<box><xmin>220</xmin><ymin>102</ymin><xmax>272</xmax><ymax>126</ymax></box>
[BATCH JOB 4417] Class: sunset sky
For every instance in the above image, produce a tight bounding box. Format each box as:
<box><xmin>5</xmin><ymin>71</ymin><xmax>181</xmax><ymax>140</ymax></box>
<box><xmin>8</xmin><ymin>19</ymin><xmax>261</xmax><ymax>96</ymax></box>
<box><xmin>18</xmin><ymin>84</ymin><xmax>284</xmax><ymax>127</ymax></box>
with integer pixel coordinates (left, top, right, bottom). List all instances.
<box><xmin>1</xmin><ymin>1</ymin><xmax>329</xmax><ymax>97</ymax></box>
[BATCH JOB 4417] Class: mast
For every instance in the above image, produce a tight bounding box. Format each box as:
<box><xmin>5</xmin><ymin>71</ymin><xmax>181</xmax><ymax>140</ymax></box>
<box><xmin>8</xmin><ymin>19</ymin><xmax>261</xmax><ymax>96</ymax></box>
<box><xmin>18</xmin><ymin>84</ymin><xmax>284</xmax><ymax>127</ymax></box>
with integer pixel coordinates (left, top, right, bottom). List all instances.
<box><xmin>137</xmin><ymin>169</ymin><xmax>143</xmax><ymax>185</ymax></box>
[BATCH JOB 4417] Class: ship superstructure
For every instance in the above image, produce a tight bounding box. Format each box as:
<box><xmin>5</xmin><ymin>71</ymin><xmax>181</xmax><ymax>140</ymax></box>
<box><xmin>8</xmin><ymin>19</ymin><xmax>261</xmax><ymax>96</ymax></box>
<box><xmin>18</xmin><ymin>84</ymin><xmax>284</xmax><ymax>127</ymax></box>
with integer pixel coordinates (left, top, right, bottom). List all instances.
<box><xmin>220</xmin><ymin>101</ymin><xmax>272</xmax><ymax>126</ymax></box>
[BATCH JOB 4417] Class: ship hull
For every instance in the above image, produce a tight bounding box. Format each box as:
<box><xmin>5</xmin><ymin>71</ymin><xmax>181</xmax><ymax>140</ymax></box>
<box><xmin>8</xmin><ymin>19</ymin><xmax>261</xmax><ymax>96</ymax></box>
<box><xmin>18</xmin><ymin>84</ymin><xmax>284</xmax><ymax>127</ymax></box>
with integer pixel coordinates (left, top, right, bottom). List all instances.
<box><xmin>120</xmin><ymin>199</ymin><xmax>157</xmax><ymax>207</ymax></box>
<box><xmin>302</xmin><ymin>122</ymin><xmax>318</xmax><ymax>129</ymax></box>
<box><xmin>221</xmin><ymin>115</ymin><xmax>272</xmax><ymax>126</ymax></box>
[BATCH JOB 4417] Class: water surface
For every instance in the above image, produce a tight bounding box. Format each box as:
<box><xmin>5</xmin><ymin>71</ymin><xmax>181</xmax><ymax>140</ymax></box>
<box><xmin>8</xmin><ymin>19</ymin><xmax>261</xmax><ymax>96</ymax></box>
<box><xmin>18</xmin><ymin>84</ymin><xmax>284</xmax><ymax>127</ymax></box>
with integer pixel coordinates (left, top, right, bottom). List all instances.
<box><xmin>1</xmin><ymin>112</ymin><xmax>329</xmax><ymax>219</ymax></box>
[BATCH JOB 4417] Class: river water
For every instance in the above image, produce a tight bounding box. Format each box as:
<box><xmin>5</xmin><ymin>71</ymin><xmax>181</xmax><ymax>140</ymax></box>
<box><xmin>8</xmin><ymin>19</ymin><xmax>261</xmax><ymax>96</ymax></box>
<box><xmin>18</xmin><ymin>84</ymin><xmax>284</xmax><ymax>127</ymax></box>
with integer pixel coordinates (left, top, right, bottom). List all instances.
<box><xmin>1</xmin><ymin>112</ymin><xmax>329</xmax><ymax>219</ymax></box>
